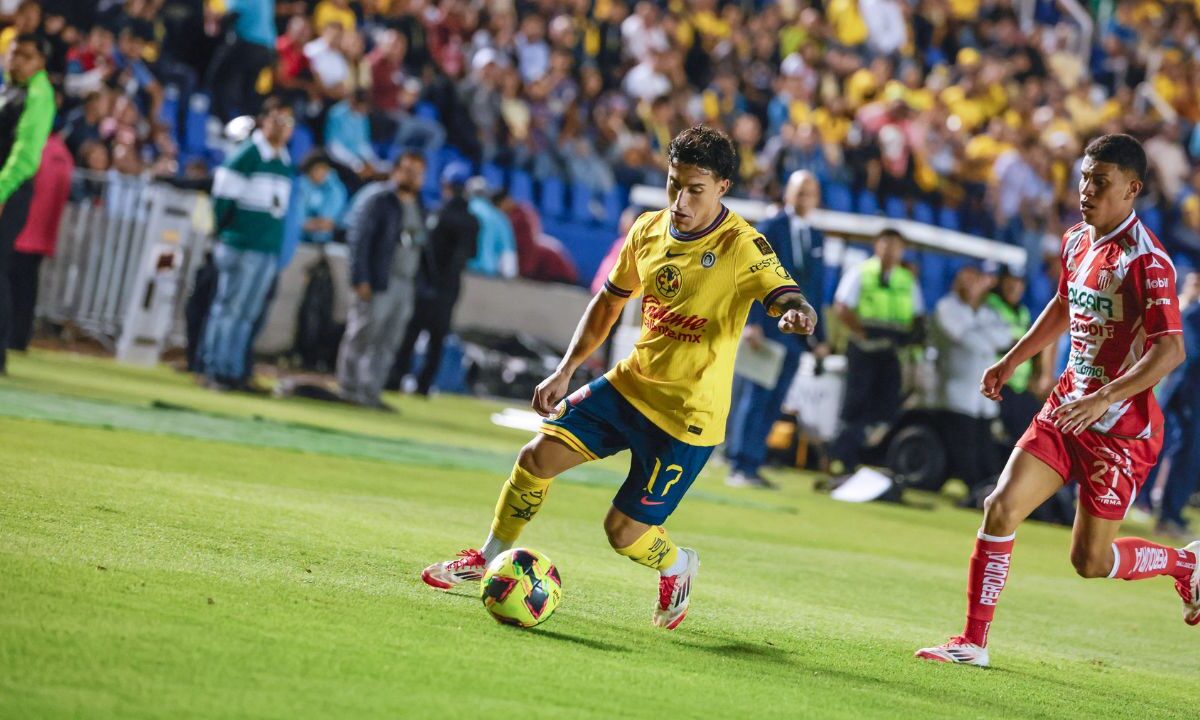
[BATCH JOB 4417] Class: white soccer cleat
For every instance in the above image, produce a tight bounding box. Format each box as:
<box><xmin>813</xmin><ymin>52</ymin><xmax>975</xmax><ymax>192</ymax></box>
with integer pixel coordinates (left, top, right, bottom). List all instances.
<box><xmin>1178</xmin><ymin>540</ymin><xmax>1200</xmax><ymax>626</ymax></box>
<box><xmin>421</xmin><ymin>549</ymin><xmax>488</xmax><ymax>590</ymax></box>
<box><xmin>653</xmin><ymin>548</ymin><xmax>698</xmax><ymax>629</ymax></box>
<box><xmin>915</xmin><ymin>636</ymin><xmax>990</xmax><ymax>667</ymax></box>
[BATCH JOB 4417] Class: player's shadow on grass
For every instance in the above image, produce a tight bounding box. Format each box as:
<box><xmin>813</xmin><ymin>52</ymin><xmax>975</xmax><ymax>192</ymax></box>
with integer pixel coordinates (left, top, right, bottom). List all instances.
<box><xmin>675</xmin><ymin>638</ymin><xmax>793</xmax><ymax>665</ymax></box>
<box><xmin>533</xmin><ymin>628</ymin><xmax>630</xmax><ymax>653</ymax></box>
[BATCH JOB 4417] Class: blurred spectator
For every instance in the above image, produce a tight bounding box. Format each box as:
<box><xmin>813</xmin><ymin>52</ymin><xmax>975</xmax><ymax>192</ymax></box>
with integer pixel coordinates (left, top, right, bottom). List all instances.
<box><xmin>592</xmin><ymin>207</ymin><xmax>639</xmax><ymax>294</ymax></box>
<box><xmin>831</xmin><ymin>229</ymin><xmax>925</xmax><ymax>474</ymax></box>
<box><xmin>112</xmin><ymin>23</ymin><xmax>163</xmax><ymax>122</ymax></box>
<box><xmin>391</xmin><ymin>162</ymin><xmax>479</xmax><ymax>396</ymax></box>
<box><xmin>1150</xmin><ymin>268</ymin><xmax>1200</xmax><ymax>537</ymax></box>
<box><xmin>497</xmin><ymin>188</ymin><xmax>578</xmax><ymax>284</ymax></box>
<box><xmin>313</xmin><ymin>0</ymin><xmax>356</xmax><ymax>33</ymax></box>
<box><xmin>206</xmin><ymin>0</ymin><xmax>277</xmax><ymax>121</ymax></box>
<box><xmin>304</xmin><ymin>20</ymin><xmax>352</xmax><ymax>101</ymax></box>
<box><xmin>295</xmin><ymin>150</ymin><xmax>346</xmax><ymax>245</ymax></box>
<box><xmin>465</xmin><ymin>176</ymin><xmax>517</xmax><ymax>278</ymax></box>
<box><xmin>726</xmin><ymin>170</ymin><xmax>826</xmax><ymax>489</ymax></box>
<box><xmin>325</xmin><ymin>89</ymin><xmax>384</xmax><ymax>178</ymax></box>
<box><xmin>8</xmin><ymin>133</ymin><xmax>72</xmax><ymax>352</ymax></box>
<box><xmin>274</xmin><ymin>15</ymin><xmax>313</xmax><ymax>99</ymax></box>
<box><xmin>0</xmin><ymin>34</ymin><xmax>54</xmax><ymax>375</ymax></box>
<box><xmin>461</xmin><ymin>48</ymin><xmax>505</xmax><ymax>163</ymax></box>
<box><xmin>929</xmin><ymin>263</ymin><xmax>1011</xmax><ymax>489</ymax></box>
<box><xmin>63</xmin><ymin>24</ymin><xmax>113</xmax><ymax>98</ymax></box>
<box><xmin>0</xmin><ymin>0</ymin><xmax>38</xmax><ymax>63</ymax></box>
<box><xmin>61</xmin><ymin>89</ymin><xmax>112</xmax><ymax>155</ymax></box>
<box><xmin>337</xmin><ymin>151</ymin><xmax>427</xmax><ymax>410</ymax></box>
<box><xmin>200</xmin><ymin>98</ymin><xmax>294</xmax><ymax>390</ymax></box>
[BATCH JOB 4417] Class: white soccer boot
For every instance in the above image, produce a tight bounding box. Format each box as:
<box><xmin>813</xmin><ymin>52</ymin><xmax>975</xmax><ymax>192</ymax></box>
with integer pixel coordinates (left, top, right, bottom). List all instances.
<box><xmin>652</xmin><ymin>548</ymin><xmax>698</xmax><ymax>630</ymax></box>
<box><xmin>421</xmin><ymin>549</ymin><xmax>488</xmax><ymax>590</ymax></box>
<box><xmin>1178</xmin><ymin>540</ymin><xmax>1200</xmax><ymax>626</ymax></box>
<box><xmin>914</xmin><ymin>636</ymin><xmax>990</xmax><ymax>667</ymax></box>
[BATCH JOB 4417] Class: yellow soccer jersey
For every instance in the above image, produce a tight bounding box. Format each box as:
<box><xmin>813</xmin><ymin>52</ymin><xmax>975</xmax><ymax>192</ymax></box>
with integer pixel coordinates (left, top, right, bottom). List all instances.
<box><xmin>602</xmin><ymin>206</ymin><xmax>802</xmax><ymax>446</ymax></box>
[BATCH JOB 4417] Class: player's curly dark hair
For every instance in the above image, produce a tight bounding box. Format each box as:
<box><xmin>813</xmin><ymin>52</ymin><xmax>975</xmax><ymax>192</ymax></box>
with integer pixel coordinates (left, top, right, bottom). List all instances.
<box><xmin>667</xmin><ymin>125</ymin><xmax>738</xmax><ymax>182</ymax></box>
<box><xmin>1084</xmin><ymin>133</ymin><xmax>1147</xmax><ymax>183</ymax></box>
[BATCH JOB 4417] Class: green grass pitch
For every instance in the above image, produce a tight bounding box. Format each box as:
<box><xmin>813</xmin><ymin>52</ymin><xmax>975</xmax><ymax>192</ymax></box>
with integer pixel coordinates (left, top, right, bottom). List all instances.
<box><xmin>1</xmin><ymin>350</ymin><xmax>1196</xmax><ymax>719</ymax></box>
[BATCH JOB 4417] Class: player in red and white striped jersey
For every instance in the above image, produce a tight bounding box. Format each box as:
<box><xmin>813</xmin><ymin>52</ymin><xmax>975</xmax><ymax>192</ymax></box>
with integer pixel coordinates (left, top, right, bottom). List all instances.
<box><xmin>917</xmin><ymin>134</ymin><xmax>1200</xmax><ymax>668</ymax></box>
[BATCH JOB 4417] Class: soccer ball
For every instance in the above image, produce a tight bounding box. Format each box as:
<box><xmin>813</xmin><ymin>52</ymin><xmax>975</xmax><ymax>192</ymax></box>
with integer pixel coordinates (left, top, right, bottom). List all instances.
<box><xmin>480</xmin><ymin>548</ymin><xmax>562</xmax><ymax>628</ymax></box>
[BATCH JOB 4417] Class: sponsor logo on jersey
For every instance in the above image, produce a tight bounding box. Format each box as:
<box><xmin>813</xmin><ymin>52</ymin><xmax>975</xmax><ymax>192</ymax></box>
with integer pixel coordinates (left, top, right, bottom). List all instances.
<box><xmin>775</xmin><ymin>265</ymin><xmax>793</xmax><ymax>280</ymax></box>
<box><xmin>749</xmin><ymin>257</ymin><xmax>779</xmax><ymax>273</ymax></box>
<box><xmin>655</xmin><ymin>264</ymin><xmax>683</xmax><ymax>298</ymax></box>
<box><xmin>641</xmin><ymin>295</ymin><xmax>708</xmax><ymax>344</ymax></box>
<box><xmin>979</xmin><ymin>551</ymin><xmax>1011</xmax><ymax>606</ymax></box>
<box><xmin>1145</xmin><ymin>276</ymin><xmax>1170</xmax><ymax>290</ymax></box>
<box><xmin>1068</xmin><ymin>284</ymin><xmax>1122</xmax><ymax>320</ymax></box>
<box><xmin>1070</xmin><ymin>316</ymin><xmax>1114</xmax><ymax>339</ymax></box>
<box><xmin>1146</xmin><ymin>256</ymin><xmax>1165</xmax><ymax>270</ymax></box>
<box><xmin>1146</xmin><ymin>297</ymin><xmax>1172</xmax><ymax>309</ymax></box>
<box><xmin>1071</xmin><ymin>354</ymin><xmax>1111</xmax><ymax>383</ymax></box>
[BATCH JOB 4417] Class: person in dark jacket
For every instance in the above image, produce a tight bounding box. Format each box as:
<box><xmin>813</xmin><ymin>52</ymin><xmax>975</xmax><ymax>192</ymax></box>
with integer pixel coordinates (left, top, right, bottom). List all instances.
<box><xmin>725</xmin><ymin>170</ymin><xmax>827</xmax><ymax>487</ymax></box>
<box><xmin>0</xmin><ymin>34</ymin><xmax>55</xmax><ymax>373</ymax></box>
<box><xmin>335</xmin><ymin>151</ymin><xmax>427</xmax><ymax>409</ymax></box>
<box><xmin>391</xmin><ymin>162</ymin><xmax>480</xmax><ymax>396</ymax></box>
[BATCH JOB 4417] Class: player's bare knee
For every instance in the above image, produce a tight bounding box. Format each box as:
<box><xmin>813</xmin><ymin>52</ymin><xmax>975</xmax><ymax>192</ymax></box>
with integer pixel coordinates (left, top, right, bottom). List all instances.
<box><xmin>1070</xmin><ymin>545</ymin><xmax>1110</xmax><ymax>578</ymax></box>
<box><xmin>603</xmin><ymin>508</ymin><xmax>640</xmax><ymax>549</ymax></box>
<box><xmin>516</xmin><ymin>441</ymin><xmax>550</xmax><ymax>479</ymax></box>
<box><xmin>981</xmin><ymin>492</ymin><xmax>1019</xmax><ymax>536</ymax></box>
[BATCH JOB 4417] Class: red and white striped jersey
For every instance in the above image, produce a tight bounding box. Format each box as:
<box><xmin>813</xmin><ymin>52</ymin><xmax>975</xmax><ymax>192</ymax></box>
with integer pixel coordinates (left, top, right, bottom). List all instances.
<box><xmin>1045</xmin><ymin>211</ymin><xmax>1183</xmax><ymax>438</ymax></box>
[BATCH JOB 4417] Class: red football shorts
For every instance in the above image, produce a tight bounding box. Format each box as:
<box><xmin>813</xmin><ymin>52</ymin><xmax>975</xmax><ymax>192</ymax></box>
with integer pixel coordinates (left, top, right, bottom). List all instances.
<box><xmin>1016</xmin><ymin>416</ymin><xmax>1162</xmax><ymax>520</ymax></box>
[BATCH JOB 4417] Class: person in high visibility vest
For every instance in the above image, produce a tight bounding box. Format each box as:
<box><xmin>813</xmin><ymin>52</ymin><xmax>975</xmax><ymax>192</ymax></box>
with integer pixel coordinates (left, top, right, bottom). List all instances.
<box><xmin>830</xmin><ymin>228</ymin><xmax>925</xmax><ymax>473</ymax></box>
<box><xmin>985</xmin><ymin>267</ymin><xmax>1055</xmax><ymax>440</ymax></box>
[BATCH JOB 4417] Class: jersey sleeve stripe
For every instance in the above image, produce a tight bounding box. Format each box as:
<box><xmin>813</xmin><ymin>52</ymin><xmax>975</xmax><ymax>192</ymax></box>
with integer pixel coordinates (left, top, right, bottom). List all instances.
<box><xmin>1145</xmin><ymin>328</ymin><xmax>1183</xmax><ymax>340</ymax></box>
<box><xmin>603</xmin><ymin>280</ymin><xmax>632</xmax><ymax>298</ymax></box>
<box><xmin>763</xmin><ymin>285</ymin><xmax>803</xmax><ymax>308</ymax></box>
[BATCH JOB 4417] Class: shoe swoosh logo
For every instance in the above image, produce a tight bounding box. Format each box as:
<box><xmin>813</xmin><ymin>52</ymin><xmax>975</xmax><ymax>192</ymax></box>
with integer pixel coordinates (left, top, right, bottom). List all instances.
<box><xmin>640</xmin><ymin>497</ymin><xmax>666</xmax><ymax>505</ymax></box>
<box><xmin>665</xmin><ymin>251</ymin><xmax>685</xmax><ymax>258</ymax></box>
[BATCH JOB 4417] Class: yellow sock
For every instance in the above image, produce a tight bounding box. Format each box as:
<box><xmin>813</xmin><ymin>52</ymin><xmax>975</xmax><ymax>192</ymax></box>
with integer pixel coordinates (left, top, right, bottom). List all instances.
<box><xmin>615</xmin><ymin>526</ymin><xmax>679</xmax><ymax>571</ymax></box>
<box><xmin>489</xmin><ymin>463</ymin><xmax>553</xmax><ymax>544</ymax></box>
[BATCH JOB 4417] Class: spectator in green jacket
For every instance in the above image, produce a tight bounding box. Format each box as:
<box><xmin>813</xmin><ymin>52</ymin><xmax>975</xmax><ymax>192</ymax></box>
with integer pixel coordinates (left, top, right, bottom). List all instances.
<box><xmin>199</xmin><ymin>96</ymin><xmax>294</xmax><ymax>391</ymax></box>
<box><xmin>0</xmin><ymin>33</ymin><xmax>54</xmax><ymax>375</ymax></box>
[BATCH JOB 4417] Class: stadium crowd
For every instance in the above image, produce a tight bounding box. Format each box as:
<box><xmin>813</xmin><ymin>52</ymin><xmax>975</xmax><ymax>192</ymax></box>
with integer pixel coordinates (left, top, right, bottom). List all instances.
<box><xmin>7</xmin><ymin>0</ymin><xmax>1198</xmax><ymax>275</ymax></box>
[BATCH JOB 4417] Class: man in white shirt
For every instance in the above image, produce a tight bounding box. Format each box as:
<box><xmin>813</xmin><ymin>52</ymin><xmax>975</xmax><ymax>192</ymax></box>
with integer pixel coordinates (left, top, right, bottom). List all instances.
<box><xmin>931</xmin><ymin>262</ymin><xmax>1014</xmax><ymax>487</ymax></box>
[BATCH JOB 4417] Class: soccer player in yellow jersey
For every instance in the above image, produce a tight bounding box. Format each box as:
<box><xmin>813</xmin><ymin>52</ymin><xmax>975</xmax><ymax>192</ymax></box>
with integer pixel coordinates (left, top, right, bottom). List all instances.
<box><xmin>421</xmin><ymin>126</ymin><xmax>818</xmax><ymax>629</ymax></box>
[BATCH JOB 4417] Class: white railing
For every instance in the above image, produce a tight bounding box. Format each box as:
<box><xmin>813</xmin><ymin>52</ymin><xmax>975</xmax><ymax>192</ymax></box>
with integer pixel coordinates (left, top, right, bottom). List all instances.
<box><xmin>37</xmin><ymin>171</ymin><xmax>208</xmax><ymax>351</ymax></box>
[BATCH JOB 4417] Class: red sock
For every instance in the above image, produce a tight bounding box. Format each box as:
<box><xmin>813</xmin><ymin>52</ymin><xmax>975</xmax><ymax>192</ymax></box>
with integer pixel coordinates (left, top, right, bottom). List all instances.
<box><xmin>962</xmin><ymin>531</ymin><xmax>1015</xmax><ymax>647</ymax></box>
<box><xmin>1108</xmin><ymin>538</ymin><xmax>1197</xmax><ymax>582</ymax></box>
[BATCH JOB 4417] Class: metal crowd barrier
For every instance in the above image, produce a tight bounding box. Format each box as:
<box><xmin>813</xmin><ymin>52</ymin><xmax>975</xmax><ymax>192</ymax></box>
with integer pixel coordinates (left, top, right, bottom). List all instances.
<box><xmin>37</xmin><ymin>171</ymin><xmax>209</xmax><ymax>352</ymax></box>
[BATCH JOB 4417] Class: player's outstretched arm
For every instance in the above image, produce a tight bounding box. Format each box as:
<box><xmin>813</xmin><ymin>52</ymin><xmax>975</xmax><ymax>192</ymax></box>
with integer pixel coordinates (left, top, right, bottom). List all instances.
<box><xmin>531</xmin><ymin>289</ymin><xmax>629</xmax><ymax>416</ymax></box>
<box><xmin>769</xmin><ymin>291</ymin><xmax>818</xmax><ymax>336</ymax></box>
<box><xmin>982</xmin><ymin>295</ymin><xmax>1069</xmax><ymax>400</ymax></box>
<box><xmin>1050</xmin><ymin>333</ymin><xmax>1185</xmax><ymax>434</ymax></box>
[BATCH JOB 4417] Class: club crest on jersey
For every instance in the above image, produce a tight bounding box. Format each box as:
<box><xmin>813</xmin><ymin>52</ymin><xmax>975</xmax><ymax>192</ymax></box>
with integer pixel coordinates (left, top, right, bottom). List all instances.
<box><xmin>655</xmin><ymin>264</ymin><xmax>683</xmax><ymax>298</ymax></box>
<box><xmin>753</xmin><ymin>235</ymin><xmax>774</xmax><ymax>256</ymax></box>
<box><xmin>1096</xmin><ymin>267</ymin><xmax>1115</xmax><ymax>291</ymax></box>
<box><xmin>701</xmin><ymin>251</ymin><xmax>716</xmax><ymax>268</ymax></box>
